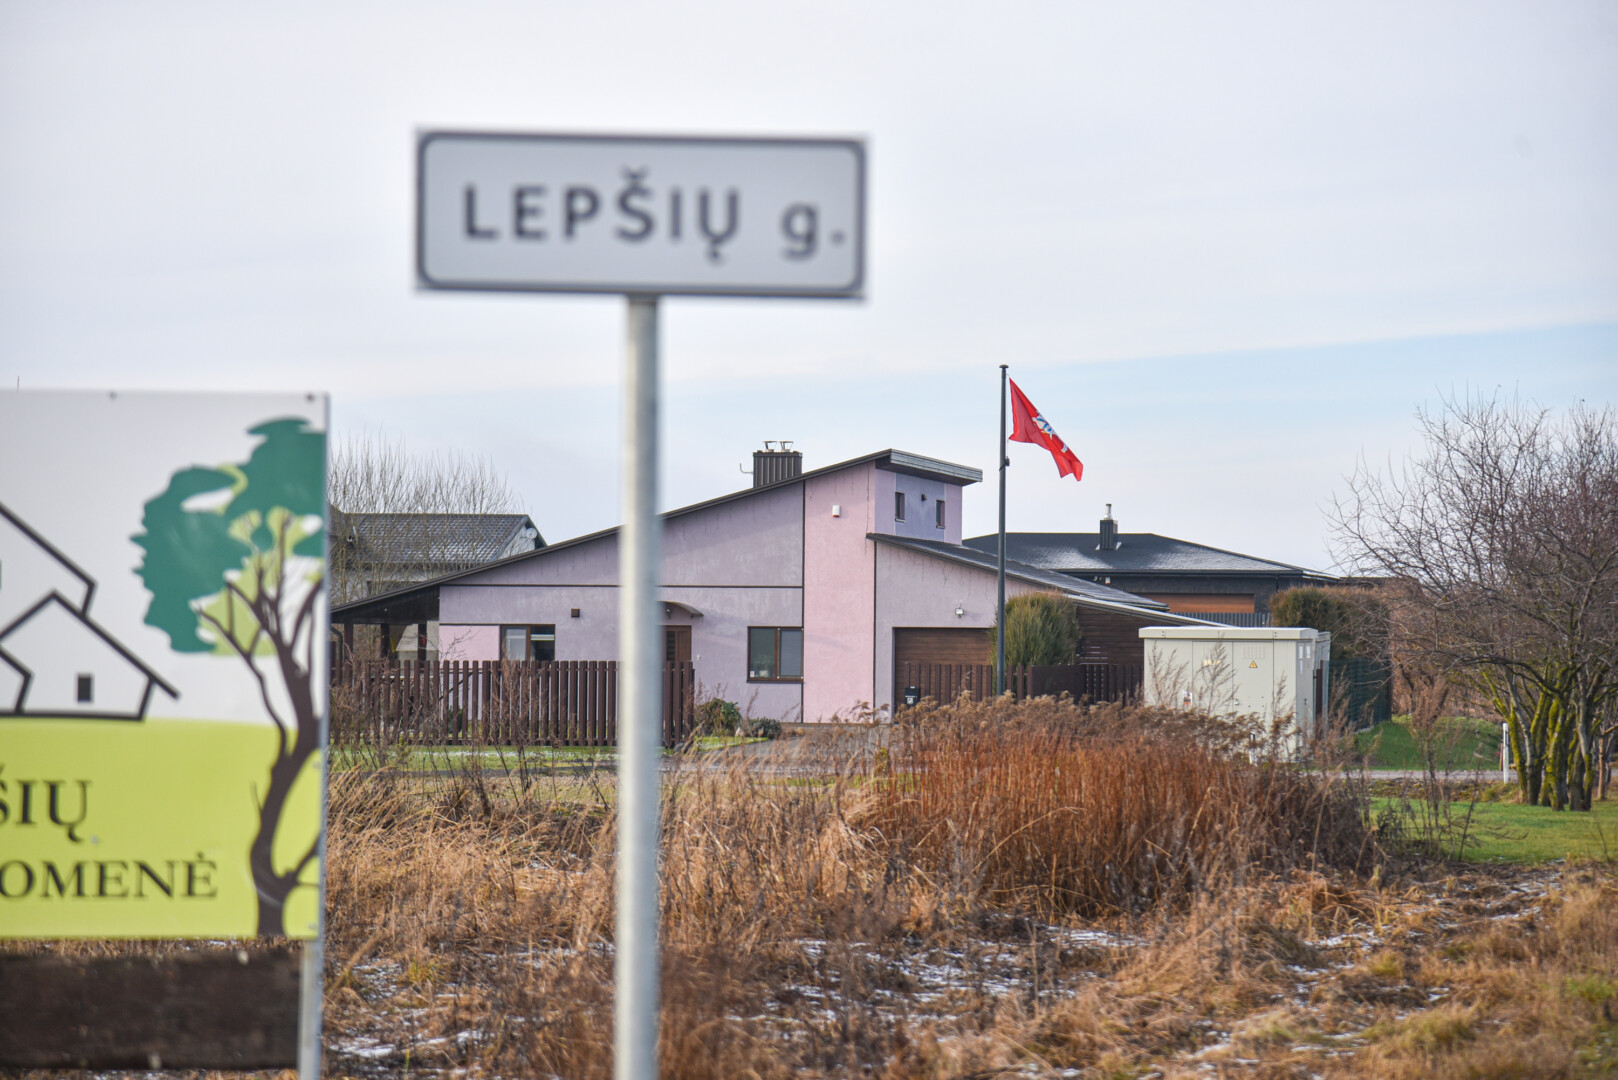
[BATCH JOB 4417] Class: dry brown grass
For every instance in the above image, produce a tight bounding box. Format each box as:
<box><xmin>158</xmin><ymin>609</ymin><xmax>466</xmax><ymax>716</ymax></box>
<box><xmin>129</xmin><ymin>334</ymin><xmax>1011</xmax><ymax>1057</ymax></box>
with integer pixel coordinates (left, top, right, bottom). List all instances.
<box><xmin>869</xmin><ymin>699</ymin><xmax>1373</xmax><ymax>918</ymax></box>
<box><xmin>312</xmin><ymin>699</ymin><xmax>1616</xmax><ymax>1078</ymax></box>
<box><xmin>7</xmin><ymin>697</ymin><xmax>1616</xmax><ymax>1078</ymax></box>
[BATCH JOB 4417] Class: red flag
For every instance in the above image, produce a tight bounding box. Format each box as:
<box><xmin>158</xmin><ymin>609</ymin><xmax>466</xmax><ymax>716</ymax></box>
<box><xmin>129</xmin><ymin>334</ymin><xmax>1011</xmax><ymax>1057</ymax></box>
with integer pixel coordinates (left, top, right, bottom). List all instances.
<box><xmin>1008</xmin><ymin>379</ymin><xmax>1083</xmax><ymax>481</ymax></box>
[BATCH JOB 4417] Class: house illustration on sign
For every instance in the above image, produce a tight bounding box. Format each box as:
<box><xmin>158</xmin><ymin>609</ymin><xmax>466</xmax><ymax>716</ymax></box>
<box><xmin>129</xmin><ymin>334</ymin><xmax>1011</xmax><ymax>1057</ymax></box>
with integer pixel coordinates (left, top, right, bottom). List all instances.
<box><xmin>0</xmin><ymin>502</ymin><xmax>177</xmax><ymax>720</ymax></box>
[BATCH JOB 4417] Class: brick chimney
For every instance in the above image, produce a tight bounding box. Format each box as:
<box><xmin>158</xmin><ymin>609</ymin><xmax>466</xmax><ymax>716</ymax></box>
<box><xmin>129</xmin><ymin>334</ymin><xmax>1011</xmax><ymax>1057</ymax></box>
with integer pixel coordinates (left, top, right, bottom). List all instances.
<box><xmin>1098</xmin><ymin>503</ymin><xmax>1118</xmax><ymax>551</ymax></box>
<box><xmin>752</xmin><ymin>441</ymin><xmax>803</xmax><ymax>488</ymax></box>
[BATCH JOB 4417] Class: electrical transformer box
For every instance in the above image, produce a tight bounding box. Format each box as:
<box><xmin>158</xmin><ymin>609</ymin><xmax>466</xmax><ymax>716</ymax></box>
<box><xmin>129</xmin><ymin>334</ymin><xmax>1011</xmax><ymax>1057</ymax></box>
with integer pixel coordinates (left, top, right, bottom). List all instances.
<box><xmin>1139</xmin><ymin>626</ymin><xmax>1332</xmax><ymax>753</ymax></box>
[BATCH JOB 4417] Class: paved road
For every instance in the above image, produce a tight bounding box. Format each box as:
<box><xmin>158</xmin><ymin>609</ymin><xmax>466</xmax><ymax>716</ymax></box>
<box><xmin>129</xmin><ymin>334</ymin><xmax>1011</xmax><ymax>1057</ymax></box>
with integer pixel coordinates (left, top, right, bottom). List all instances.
<box><xmin>380</xmin><ymin>723</ymin><xmax>893</xmax><ymax>779</ymax></box>
<box><xmin>1363</xmin><ymin>768</ymin><xmax>1516</xmax><ymax>782</ymax></box>
<box><xmin>691</xmin><ymin>722</ymin><xmax>888</xmax><ymax>772</ymax></box>
<box><xmin>378</xmin><ymin>729</ymin><xmax>1518</xmax><ymax>783</ymax></box>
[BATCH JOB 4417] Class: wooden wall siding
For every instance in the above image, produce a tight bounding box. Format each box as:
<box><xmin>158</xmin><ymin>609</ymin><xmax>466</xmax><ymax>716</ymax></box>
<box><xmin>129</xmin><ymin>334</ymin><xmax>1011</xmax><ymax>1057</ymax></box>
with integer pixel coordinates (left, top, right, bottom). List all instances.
<box><xmin>1141</xmin><ymin>592</ymin><xmax>1256</xmax><ymax>614</ymax></box>
<box><xmin>899</xmin><ymin>662</ymin><xmax>1141</xmax><ymax>707</ymax></box>
<box><xmin>331</xmin><ymin>659</ymin><xmax>695</xmax><ymax>747</ymax></box>
<box><xmin>1089</xmin><ymin>575</ymin><xmax>1315</xmax><ymax>615</ymax></box>
<box><xmin>1074</xmin><ymin>609</ymin><xmax>1162</xmax><ymax>665</ymax></box>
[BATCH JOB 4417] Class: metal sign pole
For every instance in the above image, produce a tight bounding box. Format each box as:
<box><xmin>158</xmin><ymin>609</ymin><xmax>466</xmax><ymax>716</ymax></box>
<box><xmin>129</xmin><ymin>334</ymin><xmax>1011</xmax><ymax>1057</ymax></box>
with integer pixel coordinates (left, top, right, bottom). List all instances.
<box><xmin>299</xmin><ymin>415</ymin><xmax>333</xmax><ymax>1080</ymax></box>
<box><xmin>616</xmin><ymin>294</ymin><xmax>662</xmax><ymax>1080</ymax></box>
<box><xmin>298</xmin><ymin>937</ymin><xmax>324</xmax><ymax>1077</ymax></box>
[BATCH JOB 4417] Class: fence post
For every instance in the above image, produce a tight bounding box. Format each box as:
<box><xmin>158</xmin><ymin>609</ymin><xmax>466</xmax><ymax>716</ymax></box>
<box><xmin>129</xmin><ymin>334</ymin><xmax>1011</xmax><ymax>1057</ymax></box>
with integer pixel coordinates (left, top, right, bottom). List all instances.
<box><xmin>661</xmin><ymin>662</ymin><xmax>671</xmax><ymax>747</ymax></box>
<box><xmin>546</xmin><ymin>662</ymin><xmax>558</xmax><ymax>746</ymax></box>
<box><xmin>679</xmin><ymin>662</ymin><xmax>690</xmax><ymax>741</ymax></box>
<box><xmin>593</xmin><ymin>660</ymin><xmax>604</xmax><ymax>747</ymax></box>
<box><xmin>566</xmin><ymin>661</ymin><xmax>579</xmax><ymax>746</ymax></box>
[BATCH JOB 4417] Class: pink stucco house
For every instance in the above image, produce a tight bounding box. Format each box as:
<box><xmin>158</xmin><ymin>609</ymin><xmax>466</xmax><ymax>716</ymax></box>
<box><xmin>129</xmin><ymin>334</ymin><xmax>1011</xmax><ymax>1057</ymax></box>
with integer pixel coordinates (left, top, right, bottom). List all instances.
<box><xmin>332</xmin><ymin>447</ymin><xmax>1198</xmax><ymax>722</ymax></box>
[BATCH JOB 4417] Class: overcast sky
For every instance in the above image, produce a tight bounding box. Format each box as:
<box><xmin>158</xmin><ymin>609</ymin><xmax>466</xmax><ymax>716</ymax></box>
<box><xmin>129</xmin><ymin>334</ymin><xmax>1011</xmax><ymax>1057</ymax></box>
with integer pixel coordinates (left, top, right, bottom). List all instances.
<box><xmin>3</xmin><ymin>1</ymin><xmax>1615</xmax><ymax>569</ymax></box>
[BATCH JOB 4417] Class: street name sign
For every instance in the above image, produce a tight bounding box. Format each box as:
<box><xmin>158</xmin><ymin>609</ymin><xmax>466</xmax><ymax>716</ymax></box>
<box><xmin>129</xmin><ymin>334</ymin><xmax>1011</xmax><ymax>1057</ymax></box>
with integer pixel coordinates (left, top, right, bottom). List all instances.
<box><xmin>416</xmin><ymin>132</ymin><xmax>865</xmax><ymax>297</ymax></box>
<box><xmin>0</xmin><ymin>391</ymin><xmax>329</xmax><ymax>942</ymax></box>
<box><xmin>414</xmin><ymin>127</ymin><xmax>869</xmax><ymax>1080</ymax></box>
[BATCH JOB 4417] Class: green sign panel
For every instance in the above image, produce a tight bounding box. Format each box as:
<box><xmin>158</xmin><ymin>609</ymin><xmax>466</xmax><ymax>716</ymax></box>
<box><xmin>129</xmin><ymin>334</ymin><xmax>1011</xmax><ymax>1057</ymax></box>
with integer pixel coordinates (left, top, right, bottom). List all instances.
<box><xmin>0</xmin><ymin>392</ymin><xmax>328</xmax><ymax>939</ymax></box>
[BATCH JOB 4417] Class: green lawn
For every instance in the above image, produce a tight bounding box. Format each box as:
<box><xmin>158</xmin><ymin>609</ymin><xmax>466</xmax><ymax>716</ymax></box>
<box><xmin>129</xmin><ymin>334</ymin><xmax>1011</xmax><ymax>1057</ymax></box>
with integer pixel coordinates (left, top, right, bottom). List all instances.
<box><xmin>1459</xmin><ymin>798</ymin><xmax>1618</xmax><ymax>863</ymax></box>
<box><xmin>1353</xmin><ymin>715</ymin><xmax>1502</xmax><ymax>771</ymax></box>
<box><xmin>1375</xmin><ymin>796</ymin><xmax>1618</xmax><ymax>863</ymax></box>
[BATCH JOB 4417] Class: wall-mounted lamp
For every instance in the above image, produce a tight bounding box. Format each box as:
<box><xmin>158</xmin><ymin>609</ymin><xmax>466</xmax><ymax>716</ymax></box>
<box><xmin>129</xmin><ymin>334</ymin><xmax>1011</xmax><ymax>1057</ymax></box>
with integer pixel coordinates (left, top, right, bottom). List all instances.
<box><xmin>955</xmin><ymin>604</ymin><xmax>965</xmax><ymax>618</ymax></box>
<box><xmin>831</xmin><ymin>504</ymin><xmax>841</xmax><ymax>517</ymax></box>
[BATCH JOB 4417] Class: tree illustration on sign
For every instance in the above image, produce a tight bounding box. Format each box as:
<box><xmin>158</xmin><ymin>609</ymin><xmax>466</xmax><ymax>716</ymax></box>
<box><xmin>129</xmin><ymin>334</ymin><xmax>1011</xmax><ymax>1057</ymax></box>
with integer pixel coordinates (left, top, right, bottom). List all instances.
<box><xmin>133</xmin><ymin>418</ymin><xmax>325</xmax><ymax>937</ymax></box>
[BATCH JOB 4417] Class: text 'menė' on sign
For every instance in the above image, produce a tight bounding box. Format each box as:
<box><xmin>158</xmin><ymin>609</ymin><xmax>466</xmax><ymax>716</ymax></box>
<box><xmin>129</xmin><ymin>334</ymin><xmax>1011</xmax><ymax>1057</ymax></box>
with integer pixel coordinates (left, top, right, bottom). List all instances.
<box><xmin>416</xmin><ymin>132</ymin><xmax>866</xmax><ymax>298</ymax></box>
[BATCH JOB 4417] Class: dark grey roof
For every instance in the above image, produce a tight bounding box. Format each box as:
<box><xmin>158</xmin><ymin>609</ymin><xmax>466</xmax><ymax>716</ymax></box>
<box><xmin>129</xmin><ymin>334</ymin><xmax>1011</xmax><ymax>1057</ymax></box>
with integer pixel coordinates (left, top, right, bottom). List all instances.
<box><xmin>868</xmin><ymin>535</ymin><xmax>1215</xmax><ymax>623</ymax></box>
<box><xmin>961</xmin><ymin>532</ymin><xmax>1332</xmax><ymax>578</ymax></box>
<box><xmin>332</xmin><ymin>511</ymin><xmax>542</xmax><ymax>568</ymax></box>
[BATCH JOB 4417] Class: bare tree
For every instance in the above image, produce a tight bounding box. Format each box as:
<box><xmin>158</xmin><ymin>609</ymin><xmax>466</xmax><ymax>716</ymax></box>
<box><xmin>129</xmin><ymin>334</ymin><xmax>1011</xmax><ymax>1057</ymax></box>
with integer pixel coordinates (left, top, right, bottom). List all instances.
<box><xmin>1329</xmin><ymin>394</ymin><xmax>1618</xmax><ymax>810</ymax></box>
<box><xmin>328</xmin><ymin>432</ymin><xmax>524</xmax><ymax>607</ymax></box>
<box><xmin>329</xmin><ymin>432</ymin><xmax>518</xmax><ymax>519</ymax></box>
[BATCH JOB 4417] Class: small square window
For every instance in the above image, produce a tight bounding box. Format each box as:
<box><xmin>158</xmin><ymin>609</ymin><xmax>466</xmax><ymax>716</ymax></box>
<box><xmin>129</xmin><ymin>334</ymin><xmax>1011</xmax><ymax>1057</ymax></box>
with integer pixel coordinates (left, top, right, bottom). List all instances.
<box><xmin>501</xmin><ymin>625</ymin><xmax>557</xmax><ymax>662</ymax></box>
<box><xmin>894</xmin><ymin>491</ymin><xmax>906</xmax><ymax>522</ymax></box>
<box><xmin>748</xmin><ymin>627</ymin><xmax>804</xmax><ymax>682</ymax></box>
<box><xmin>935</xmin><ymin>498</ymin><xmax>946</xmax><ymax>528</ymax></box>
<box><xmin>76</xmin><ymin>674</ymin><xmax>93</xmax><ymax>704</ymax></box>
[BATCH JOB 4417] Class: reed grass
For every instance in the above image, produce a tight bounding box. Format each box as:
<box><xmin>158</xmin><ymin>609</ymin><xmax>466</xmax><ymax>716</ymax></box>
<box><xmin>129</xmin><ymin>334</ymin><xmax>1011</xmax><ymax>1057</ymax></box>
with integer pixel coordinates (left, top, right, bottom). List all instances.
<box><xmin>869</xmin><ymin>698</ymin><xmax>1374</xmax><ymax>917</ymax></box>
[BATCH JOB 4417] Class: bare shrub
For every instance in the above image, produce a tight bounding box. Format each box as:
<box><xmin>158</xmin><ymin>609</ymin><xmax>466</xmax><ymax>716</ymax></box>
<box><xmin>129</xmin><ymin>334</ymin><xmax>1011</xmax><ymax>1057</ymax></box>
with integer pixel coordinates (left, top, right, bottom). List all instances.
<box><xmin>868</xmin><ymin>697</ymin><xmax>1373</xmax><ymax>918</ymax></box>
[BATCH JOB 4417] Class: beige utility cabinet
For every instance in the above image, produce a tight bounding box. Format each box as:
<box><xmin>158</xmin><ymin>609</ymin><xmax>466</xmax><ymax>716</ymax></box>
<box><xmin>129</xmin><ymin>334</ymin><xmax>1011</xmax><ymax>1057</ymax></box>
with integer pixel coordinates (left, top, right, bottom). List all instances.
<box><xmin>1138</xmin><ymin>626</ymin><xmax>1331</xmax><ymax>750</ymax></box>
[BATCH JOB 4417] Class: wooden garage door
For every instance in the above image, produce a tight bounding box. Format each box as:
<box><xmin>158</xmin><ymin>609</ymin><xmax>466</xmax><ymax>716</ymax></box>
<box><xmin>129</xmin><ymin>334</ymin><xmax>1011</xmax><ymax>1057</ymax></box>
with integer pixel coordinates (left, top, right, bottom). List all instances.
<box><xmin>893</xmin><ymin>627</ymin><xmax>992</xmax><ymax>697</ymax></box>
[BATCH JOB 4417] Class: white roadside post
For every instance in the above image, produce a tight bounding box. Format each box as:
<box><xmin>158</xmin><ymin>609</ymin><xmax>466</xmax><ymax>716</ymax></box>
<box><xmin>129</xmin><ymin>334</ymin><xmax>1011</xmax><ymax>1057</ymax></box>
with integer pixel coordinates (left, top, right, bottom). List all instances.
<box><xmin>618</xmin><ymin>294</ymin><xmax>662</xmax><ymax>1079</ymax></box>
<box><xmin>417</xmin><ymin>132</ymin><xmax>865</xmax><ymax>1080</ymax></box>
<box><xmin>299</xmin><ymin>850</ymin><xmax>327</xmax><ymax>1078</ymax></box>
<box><xmin>300</xmin><ymin>409</ymin><xmax>333</xmax><ymax>1078</ymax></box>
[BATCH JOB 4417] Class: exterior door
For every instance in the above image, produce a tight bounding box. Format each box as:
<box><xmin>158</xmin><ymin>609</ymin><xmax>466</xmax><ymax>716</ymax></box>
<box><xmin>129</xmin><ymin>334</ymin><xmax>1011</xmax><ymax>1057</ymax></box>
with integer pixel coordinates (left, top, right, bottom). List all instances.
<box><xmin>664</xmin><ymin>626</ymin><xmax>692</xmax><ymax>665</ymax></box>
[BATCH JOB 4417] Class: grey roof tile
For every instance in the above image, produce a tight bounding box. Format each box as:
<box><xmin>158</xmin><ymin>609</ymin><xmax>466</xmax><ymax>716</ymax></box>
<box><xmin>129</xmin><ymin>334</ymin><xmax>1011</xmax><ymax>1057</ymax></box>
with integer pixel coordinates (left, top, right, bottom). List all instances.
<box><xmin>868</xmin><ymin>535</ymin><xmax>1183</xmax><ymax>613</ymax></box>
<box><xmin>961</xmin><ymin>532</ymin><xmax>1329</xmax><ymax>576</ymax></box>
<box><xmin>332</xmin><ymin>511</ymin><xmax>540</xmax><ymax>569</ymax></box>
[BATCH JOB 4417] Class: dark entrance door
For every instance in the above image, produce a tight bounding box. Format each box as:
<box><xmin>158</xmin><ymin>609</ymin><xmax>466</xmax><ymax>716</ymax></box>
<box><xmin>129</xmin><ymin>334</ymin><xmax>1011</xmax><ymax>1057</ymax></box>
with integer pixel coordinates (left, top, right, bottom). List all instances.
<box><xmin>664</xmin><ymin>626</ymin><xmax>692</xmax><ymax>665</ymax></box>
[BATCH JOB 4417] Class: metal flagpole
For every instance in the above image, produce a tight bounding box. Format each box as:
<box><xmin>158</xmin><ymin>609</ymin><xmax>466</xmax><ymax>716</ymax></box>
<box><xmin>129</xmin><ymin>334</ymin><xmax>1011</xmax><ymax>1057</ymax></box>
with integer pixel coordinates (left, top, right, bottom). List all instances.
<box><xmin>617</xmin><ymin>295</ymin><xmax>662</xmax><ymax>1080</ymax></box>
<box><xmin>996</xmin><ymin>364</ymin><xmax>1008</xmax><ymax>696</ymax></box>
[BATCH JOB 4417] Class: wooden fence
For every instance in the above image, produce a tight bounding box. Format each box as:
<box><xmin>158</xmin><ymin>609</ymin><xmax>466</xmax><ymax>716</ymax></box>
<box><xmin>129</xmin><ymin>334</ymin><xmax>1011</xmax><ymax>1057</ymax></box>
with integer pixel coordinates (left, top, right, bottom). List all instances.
<box><xmin>900</xmin><ymin>662</ymin><xmax>1141</xmax><ymax>707</ymax></box>
<box><xmin>331</xmin><ymin>659</ymin><xmax>696</xmax><ymax>747</ymax></box>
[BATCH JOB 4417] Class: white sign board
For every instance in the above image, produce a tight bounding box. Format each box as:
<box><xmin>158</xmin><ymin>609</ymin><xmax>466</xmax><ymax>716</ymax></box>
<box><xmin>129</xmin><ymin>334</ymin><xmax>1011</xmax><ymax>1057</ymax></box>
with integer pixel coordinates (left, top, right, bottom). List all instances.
<box><xmin>416</xmin><ymin>132</ymin><xmax>865</xmax><ymax>297</ymax></box>
<box><xmin>0</xmin><ymin>391</ymin><xmax>328</xmax><ymax>940</ymax></box>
